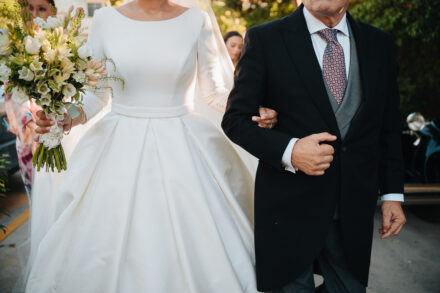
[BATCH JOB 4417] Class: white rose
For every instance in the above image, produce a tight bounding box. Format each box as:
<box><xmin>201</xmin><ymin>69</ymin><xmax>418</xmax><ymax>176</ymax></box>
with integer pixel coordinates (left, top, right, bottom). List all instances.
<box><xmin>73</xmin><ymin>70</ymin><xmax>86</xmax><ymax>83</ymax></box>
<box><xmin>77</xmin><ymin>44</ymin><xmax>91</xmax><ymax>60</ymax></box>
<box><xmin>37</xmin><ymin>83</ymin><xmax>50</xmax><ymax>95</ymax></box>
<box><xmin>0</xmin><ymin>29</ymin><xmax>12</xmax><ymax>56</ymax></box>
<box><xmin>30</xmin><ymin>58</ymin><xmax>44</xmax><ymax>72</ymax></box>
<box><xmin>18</xmin><ymin>67</ymin><xmax>35</xmax><ymax>81</ymax></box>
<box><xmin>62</xmin><ymin>83</ymin><xmax>77</xmax><ymax>97</ymax></box>
<box><xmin>40</xmin><ymin>93</ymin><xmax>51</xmax><ymax>106</ymax></box>
<box><xmin>0</xmin><ymin>63</ymin><xmax>11</xmax><ymax>82</ymax></box>
<box><xmin>45</xmin><ymin>16</ymin><xmax>63</xmax><ymax>29</ymax></box>
<box><xmin>44</xmin><ymin>49</ymin><xmax>57</xmax><ymax>63</ymax></box>
<box><xmin>11</xmin><ymin>87</ymin><xmax>29</xmax><ymax>104</ymax></box>
<box><xmin>25</xmin><ymin>36</ymin><xmax>42</xmax><ymax>55</ymax></box>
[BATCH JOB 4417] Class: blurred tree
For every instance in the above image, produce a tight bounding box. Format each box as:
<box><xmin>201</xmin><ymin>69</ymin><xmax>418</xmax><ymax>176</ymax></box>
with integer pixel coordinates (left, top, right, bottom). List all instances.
<box><xmin>213</xmin><ymin>0</ymin><xmax>297</xmax><ymax>35</ymax></box>
<box><xmin>212</xmin><ymin>2</ymin><xmax>247</xmax><ymax>35</ymax></box>
<box><xmin>214</xmin><ymin>0</ymin><xmax>440</xmax><ymax>120</ymax></box>
<box><xmin>109</xmin><ymin>0</ymin><xmax>125</xmax><ymax>7</ymax></box>
<box><xmin>350</xmin><ymin>0</ymin><xmax>440</xmax><ymax>120</ymax></box>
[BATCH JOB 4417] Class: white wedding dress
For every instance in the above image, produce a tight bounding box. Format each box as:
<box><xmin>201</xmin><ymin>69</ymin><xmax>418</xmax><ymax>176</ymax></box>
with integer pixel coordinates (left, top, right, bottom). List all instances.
<box><xmin>26</xmin><ymin>6</ymin><xmax>257</xmax><ymax>293</ymax></box>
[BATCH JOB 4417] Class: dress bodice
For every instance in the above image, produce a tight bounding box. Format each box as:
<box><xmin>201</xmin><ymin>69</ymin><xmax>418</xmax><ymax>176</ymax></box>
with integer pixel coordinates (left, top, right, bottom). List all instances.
<box><xmin>82</xmin><ymin>7</ymin><xmax>228</xmax><ymax>119</ymax></box>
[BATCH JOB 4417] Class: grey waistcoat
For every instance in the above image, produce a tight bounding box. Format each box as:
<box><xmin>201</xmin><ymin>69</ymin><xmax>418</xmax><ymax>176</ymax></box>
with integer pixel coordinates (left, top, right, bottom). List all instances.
<box><xmin>323</xmin><ymin>24</ymin><xmax>362</xmax><ymax>139</ymax></box>
<box><xmin>323</xmin><ymin>24</ymin><xmax>362</xmax><ymax>218</ymax></box>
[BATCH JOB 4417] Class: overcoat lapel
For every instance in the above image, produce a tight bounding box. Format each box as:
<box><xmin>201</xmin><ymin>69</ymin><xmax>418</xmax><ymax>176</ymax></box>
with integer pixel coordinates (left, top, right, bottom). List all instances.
<box><xmin>280</xmin><ymin>5</ymin><xmax>341</xmax><ymax>138</ymax></box>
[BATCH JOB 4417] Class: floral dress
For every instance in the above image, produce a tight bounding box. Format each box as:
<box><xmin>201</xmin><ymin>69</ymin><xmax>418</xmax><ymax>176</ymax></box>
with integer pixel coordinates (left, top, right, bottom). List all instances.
<box><xmin>3</xmin><ymin>91</ymin><xmax>39</xmax><ymax>195</ymax></box>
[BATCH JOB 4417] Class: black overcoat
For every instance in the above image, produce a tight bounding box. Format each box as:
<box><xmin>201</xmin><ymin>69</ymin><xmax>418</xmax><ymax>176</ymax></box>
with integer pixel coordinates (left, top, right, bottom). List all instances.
<box><xmin>221</xmin><ymin>5</ymin><xmax>404</xmax><ymax>291</ymax></box>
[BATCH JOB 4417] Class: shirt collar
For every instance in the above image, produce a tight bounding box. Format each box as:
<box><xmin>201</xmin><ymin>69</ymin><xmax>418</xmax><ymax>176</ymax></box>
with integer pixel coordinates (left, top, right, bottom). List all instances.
<box><xmin>303</xmin><ymin>6</ymin><xmax>349</xmax><ymax>37</ymax></box>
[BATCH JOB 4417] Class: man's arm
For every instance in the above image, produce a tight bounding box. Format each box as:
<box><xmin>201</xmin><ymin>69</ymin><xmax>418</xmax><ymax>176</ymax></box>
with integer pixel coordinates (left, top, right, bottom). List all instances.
<box><xmin>379</xmin><ymin>35</ymin><xmax>406</xmax><ymax>239</ymax></box>
<box><xmin>221</xmin><ymin>28</ymin><xmax>291</xmax><ymax>170</ymax></box>
<box><xmin>222</xmin><ymin>28</ymin><xmax>337</xmax><ymax>174</ymax></box>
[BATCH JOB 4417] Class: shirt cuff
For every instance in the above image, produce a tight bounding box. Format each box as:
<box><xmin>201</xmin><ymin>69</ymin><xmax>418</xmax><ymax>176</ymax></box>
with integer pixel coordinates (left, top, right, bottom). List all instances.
<box><xmin>381</xmin><ymin>193</ymin><xmax>404</xmax><ymax>202</ymax></box>
<box><xmin>282</xmin><ymin>138</ymin><xmax>299</xmax><ymax>173</ymax></box>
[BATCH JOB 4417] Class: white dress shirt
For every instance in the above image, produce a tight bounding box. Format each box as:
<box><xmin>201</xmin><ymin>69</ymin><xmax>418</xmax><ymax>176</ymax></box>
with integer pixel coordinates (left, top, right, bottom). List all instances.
<box><xmin>281</xmin><ymin>7</ymin><xmax>404</xmax><ymax>202</ymax></box>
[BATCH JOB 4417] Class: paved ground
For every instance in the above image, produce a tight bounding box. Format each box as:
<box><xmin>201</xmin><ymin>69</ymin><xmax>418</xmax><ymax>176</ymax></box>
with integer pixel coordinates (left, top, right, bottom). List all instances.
<box><xmin>1</xmin><ymin>183</ymin><xmax>439</xmax><ymax>293</ymax></box>
<box><xmin>0</xmin><ymin>221</ymin><xmax>29</xmax><ymax>293</ymax></box>
<box><xmin>368</xmin><ymin>207</ymin><xmax>440</xmax><ymax>293</ymax></box>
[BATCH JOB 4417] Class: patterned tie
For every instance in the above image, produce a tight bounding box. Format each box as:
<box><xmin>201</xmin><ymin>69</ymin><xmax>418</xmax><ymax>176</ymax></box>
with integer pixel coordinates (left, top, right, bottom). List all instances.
<box><xmin>317</xmin><ymin>28</ymin><xmax>347</xmax><ymax>104</ymax></box>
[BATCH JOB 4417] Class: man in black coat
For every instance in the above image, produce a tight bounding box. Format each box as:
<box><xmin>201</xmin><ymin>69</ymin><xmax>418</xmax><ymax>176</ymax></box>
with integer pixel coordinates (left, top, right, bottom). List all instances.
<box><xmin>221</xmin><ymin>1</ymin><xmax>407</xmax><ymax>292</ymax></box>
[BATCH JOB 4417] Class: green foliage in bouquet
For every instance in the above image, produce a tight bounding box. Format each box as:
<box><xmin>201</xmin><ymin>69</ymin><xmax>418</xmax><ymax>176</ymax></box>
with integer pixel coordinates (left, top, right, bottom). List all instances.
<box><xmin>0</xmin><ymin>0</ymin><xmax>23</xmax><ymax>28</ymax></box>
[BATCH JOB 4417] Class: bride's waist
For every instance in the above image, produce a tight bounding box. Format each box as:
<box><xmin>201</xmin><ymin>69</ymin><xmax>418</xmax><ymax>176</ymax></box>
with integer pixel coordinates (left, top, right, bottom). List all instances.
<box><xmin>111</xmin><ymin>103</ymin><xmax>190</xmax><ymax>119</ymax></box>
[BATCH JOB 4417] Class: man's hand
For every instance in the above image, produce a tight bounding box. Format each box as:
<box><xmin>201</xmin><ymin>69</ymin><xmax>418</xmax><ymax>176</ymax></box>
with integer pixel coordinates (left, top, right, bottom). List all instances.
<box><xmin>380</xmin><ymin>201</ymin><xmax>406</xmax><ymax>239</ymax></box>
<box><xmin>291</xmin><ymin>132</ymin><xmax>337</xmax><ymax>176</ymax></box>
<box><xmin>252</xmin><ymin>107</ymin><xmax>278</xmax><ymax>129</ymax></box>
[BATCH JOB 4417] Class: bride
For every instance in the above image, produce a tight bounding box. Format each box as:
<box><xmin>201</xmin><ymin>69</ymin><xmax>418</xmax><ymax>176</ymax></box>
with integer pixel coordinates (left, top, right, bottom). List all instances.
<box><xmin>26</xmin><ymin>0</ymin><xmax>277</xmax><ymax>292</ymax></box>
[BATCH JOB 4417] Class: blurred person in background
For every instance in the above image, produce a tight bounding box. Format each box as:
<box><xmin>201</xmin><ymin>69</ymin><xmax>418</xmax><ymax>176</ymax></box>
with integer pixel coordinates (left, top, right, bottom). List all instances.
<box><xmin>224</xmin><ymin>31</ymin><xmax>243</xmax><ymax>67</ymax></box>
<box><xmin>3</xmin><ymin>0</ymin><xmax>57</xmax><ymax>195</ymax></box>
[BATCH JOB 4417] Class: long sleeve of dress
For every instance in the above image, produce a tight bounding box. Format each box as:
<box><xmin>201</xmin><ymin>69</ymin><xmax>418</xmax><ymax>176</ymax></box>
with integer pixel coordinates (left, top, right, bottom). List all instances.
<box><xmin>81</xmin><ymin>9</ymin><xmax>110</xmax><ymax>121</ymax></box>
<box><xmin>197</xmin><ymin>12</ymin><xmax>229</xmax><ymax>113</ymax></box>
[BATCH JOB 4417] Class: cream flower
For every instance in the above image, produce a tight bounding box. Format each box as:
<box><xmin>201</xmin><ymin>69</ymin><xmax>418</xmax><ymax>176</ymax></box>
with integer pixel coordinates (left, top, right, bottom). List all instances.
<box><xmin>53</xmin><ymin>27</ymin><xmax>65</xmax><ymax>41</ymax></box>
<box><xmin>25</xmin><ymin>36</ymin><xmax>42</xmax><ymax>55</ymax></box>
<box><xmin>34</xmin><ymin>27</ymin><xmax>46</xmax><ymax>41</ymax></box>
<box><xmin>11</xmin><ymin>87</ymin><xmax>29</xmax><ymax>104</ymax></box>
<box><xmin>77</xmin><ymin>44</ymin><xmax>90</xmax><ymax>60</ymax></box>
<box><xmin>0</xmin><ymin>63</ymin><xmax>11</xmax><ymax>82</ymax></box>
<box><xmin>57</xmin><ymin>45</ymin><xmax>72</xmax><ymax>61</ymax></box>
<box><xmin>44</xmin><ymin>49</ymin><xmax>57</xmax><ymax>63</ymax></box>
<box><xmin>41</xmin><ymin>40</ymin><xmax>51</xmax><ymax>52</ymax></box>
<box><xmin>0</xmin><ymin>29</ymin><xmax>12</xmax><ymax>56</ymax></box>
<box><xmin>61</xmin><ymin>59</ymin><xmax>75</xmax><ymax>74</ymax></box>
<box><xmin>18</xmin><ymin>67</ymin><xmax>35</xmax><ymax>81</ymax></box>
<box><xmin>37</xmin><ymin>83</ymin><xmax>50</xmax><ymax>95</ymax></box>
<box><xmin>62</xmin><ymin>83</ymin><xmax>77</xmax><ymax>97</ymax></box>
<box><xmin>40</xmin><ymin>93</ymin><xmax>51</xmax><ymax>106</ymax></box>
<box><xmin>30</xmin><ymin>58</ymin><xmax>44</xmax><ymax>72</ymax></box>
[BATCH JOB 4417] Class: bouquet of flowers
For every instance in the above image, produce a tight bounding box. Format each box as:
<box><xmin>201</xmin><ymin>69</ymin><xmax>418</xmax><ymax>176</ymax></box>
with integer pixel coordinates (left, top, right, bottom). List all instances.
<box><xmin>0</xmin><ymin>1</ymin><xmax>112</xmax><ymax>172</ymax></box>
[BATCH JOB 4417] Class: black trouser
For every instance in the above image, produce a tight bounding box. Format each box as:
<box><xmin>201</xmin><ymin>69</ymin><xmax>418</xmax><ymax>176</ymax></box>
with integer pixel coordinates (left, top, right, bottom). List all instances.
<box><xmin>273</xmin><ymin>221</ymin><xmax>366</xmax><ymax>293</ymax></box>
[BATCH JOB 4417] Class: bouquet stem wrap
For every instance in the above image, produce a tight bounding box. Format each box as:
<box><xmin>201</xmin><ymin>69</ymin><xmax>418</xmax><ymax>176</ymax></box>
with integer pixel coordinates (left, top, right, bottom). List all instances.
<box><xmin>32</xmin><ymin>116</ymin><xmax>67</xmax><ymax>172</ymax></box>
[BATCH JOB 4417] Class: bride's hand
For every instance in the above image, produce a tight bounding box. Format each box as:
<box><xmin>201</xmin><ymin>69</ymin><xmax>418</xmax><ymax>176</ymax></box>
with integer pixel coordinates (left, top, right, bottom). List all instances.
<box><xmin>252</xmin><ymin>107</ymin><xmax>278</xmax><ymax>129</ymax></box>
<box><xmin>35</xmin><ymin>111</ymin><xmax>72</xmax><ymax>135</ymax></box>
